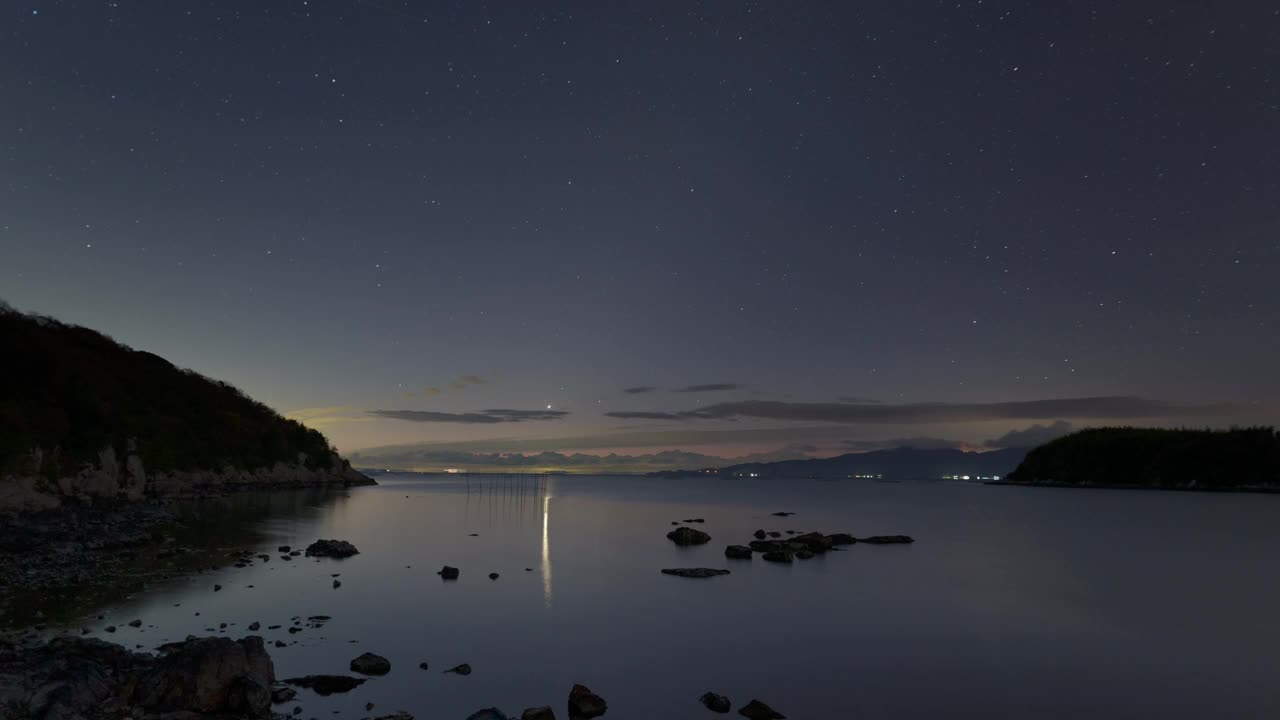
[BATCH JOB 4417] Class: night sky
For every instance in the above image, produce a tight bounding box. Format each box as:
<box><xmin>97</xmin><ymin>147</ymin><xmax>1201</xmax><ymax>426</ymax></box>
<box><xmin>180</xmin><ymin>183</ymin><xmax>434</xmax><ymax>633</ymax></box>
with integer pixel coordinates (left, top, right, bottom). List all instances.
<box><xmin>3</xmin><ymin>2</ymin><xmax>1276</xmax><ymax>471</ymax></box>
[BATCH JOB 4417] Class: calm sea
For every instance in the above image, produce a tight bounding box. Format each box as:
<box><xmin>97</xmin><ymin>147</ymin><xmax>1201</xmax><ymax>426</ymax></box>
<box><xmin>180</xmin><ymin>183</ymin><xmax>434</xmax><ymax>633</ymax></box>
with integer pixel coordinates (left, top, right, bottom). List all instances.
<box><xmin>55</xmin><ymin>474</ymin><xmax>1280</xmax><ymax>718</ymax></box>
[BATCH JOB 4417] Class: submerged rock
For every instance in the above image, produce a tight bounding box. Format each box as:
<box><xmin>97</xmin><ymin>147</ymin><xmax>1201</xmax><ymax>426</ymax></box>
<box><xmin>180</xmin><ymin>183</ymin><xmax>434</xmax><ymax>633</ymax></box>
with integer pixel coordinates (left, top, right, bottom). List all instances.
<box><xmin>738</xmin><ymin>699</ymin><xmax>785</xmax><ymax>719</ymax></box>
<box><xmin>859</xmin><ymin>535</ymin><xmax>914</xmax><ymax>544</ymax></box>
<box><xmin>439</xmin><ymin>565</ymin><xmax>460</xmax><ymax>579</ymax></box>
<box><xmin>660</xmin><ymin>568</ymin><xmax>730</xmax><ymax>578</ymax></box>
<box><xmin>283</xmin><ymin>674</ymin><xmax>367</xmax><ymax>695</ymax></box>
<box><xmin>445</xmin><ymin>663</ymin><xmax>472</xmax><ymax>675</ymax></box>
<box><xmin>349</xmin><ymin>651</ymin><xmax>391</xmax><ymax>676</ymax></box>
<box><xmin>567</xmin><ymin>684</ymin><xmax>607</xmax><ymax>719</ymax></box>
<box><xmin>724</xmin><ymin>545</ymin><xmax>753</xmax><ymax>559</ymax></box>
<box><xmin>304</xmin><ymin>539</ymin><xmax>360</xmax><ymax>558</ymax></box>
<box><xmin>375</xmin><ymin>713</ymin><xmax>414</xmax><ymax>720</ymax></box>
<box><xmin>795</xmin><ymin>549</ymin><xmax>815</xmax><ymax>560</ymax></box>
<box><xmin>752</xmin><ymin>529</ymin><xmax>767</xmax><ymax>540</ymax></box>
<box><xmin>770</xmin><ymin>512</ymin><xmax>794</xmax><ymax>517</ymax></box>
<box><xmin>666</xmin><ymin>527</ymin><xmax>711</xmax><ymax>546</ymax></box>
<box><xmin>761</xmin><ymin>550</ymin><xmax>793</xmax><ymax>563</ymax></box>
<box><xmin>700</xmin><ymin>692</ymin><xmax>732</xmax><ymax>714</ymax></box>
<box><xmin>489</xmin><ymin>572</ymin><xmax>500</xmax><ymax>580</ymax></box>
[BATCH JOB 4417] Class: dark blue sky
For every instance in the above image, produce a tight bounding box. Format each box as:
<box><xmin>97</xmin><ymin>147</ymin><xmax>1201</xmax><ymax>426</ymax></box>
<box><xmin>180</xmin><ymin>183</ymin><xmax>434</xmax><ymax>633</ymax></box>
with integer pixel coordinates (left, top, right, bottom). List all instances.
<box><xmin>3</xmin><ymin>1</ymin><xmax>1276</xmax><ymax>469</ymax></box>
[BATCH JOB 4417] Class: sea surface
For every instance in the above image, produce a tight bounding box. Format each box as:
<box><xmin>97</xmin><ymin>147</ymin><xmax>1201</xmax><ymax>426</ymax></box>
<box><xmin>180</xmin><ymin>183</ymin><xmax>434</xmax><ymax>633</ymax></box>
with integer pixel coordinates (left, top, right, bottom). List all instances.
<box><xmin>57</xmin><ymin>474</ymin><xmax>1280</xmax><ymax>718</ymax></box>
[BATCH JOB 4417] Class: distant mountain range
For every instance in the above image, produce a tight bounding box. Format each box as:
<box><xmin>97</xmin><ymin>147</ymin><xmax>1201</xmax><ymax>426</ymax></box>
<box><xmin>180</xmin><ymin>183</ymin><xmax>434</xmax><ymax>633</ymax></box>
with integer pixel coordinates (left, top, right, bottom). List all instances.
<box><xmin>652</xmin><ymin>445</ymin><xmax>1032</xmax><ymax>480</ymax></box>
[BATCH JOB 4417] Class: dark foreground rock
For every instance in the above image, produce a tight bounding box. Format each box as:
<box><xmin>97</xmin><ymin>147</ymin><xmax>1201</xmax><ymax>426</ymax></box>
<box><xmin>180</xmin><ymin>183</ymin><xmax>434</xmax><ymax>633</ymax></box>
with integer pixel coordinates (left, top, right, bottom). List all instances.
<box><xmin>700</xmin><ymin>692</ymin><xmax>732</xmax><ymax>713</ymax></box>
<box><xmin>724</xmin><ymin>545</ymin><xmax>753</xmax><ymax>559</ymax></box>
<box><xmin>522</xmin><ymin>707</ymin><xmax>556</xmax><ymax>720</ymax></box>
<box><xmin>466</xmin><ymin>709</ymin><xmax>509</xmax><ymax>720</ymax></box>
<box><xmin>660</xmin><ymin>568</ymin><xmax>730</xmax><ymax>578</ymax></box>
<box><xmin>282</xmin><ymin>674</ymin><xmax>367</xmax><ymax>695</ymax></box>
<box><xmin>567</xmin><ymin>684</ymin><xmax>607</xmax><ymax>719</ymax></box>
<box><xmin>349</xmin><ymin>651</ymin><xmax>391</xmax><ymax>675</ymax></box>
<box><xmin>0</xmin><ymin>634</ymin><xmax>275</xmax><ymax>720</ymax></box>
<box><xmin>738</xmin><ymin>699</ymin><xmax>786</xmax><ymax>719</ymax></box>
<box><xmin>304</xmin><ymin>539</ymin><xmax>360</xmax><ymax>558</ymax></box>
<box><xmin>666</xmin><ymin>527</ymin><xmax>711</xmax><ymax>546</ymax></box>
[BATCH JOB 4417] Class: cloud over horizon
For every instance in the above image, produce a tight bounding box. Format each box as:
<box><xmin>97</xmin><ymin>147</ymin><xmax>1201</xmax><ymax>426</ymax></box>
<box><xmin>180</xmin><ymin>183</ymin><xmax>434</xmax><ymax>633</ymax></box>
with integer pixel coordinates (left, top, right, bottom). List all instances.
<box><xmin>673</xmin><ymin>383</ymin><xmax>744</xmax><ymax>393</ymax></box>
<box><xmin>368</xmin><ymin>408</ymin><xmax>569</xmax><ymax>424</ymax></box>
<box><xmin>606</xmin><ymin>396</ymin><xmax>1240</xmax><ymax>424</ymax></box>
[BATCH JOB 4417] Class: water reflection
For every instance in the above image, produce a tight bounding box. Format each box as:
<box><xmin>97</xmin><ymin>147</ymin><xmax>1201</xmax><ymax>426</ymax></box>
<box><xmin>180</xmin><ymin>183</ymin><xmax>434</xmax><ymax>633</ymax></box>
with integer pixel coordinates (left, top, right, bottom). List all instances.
<box><xmin>542</xmin><ymin>491</ymin><xmax>552</xmax><ymax>607</ymax></box>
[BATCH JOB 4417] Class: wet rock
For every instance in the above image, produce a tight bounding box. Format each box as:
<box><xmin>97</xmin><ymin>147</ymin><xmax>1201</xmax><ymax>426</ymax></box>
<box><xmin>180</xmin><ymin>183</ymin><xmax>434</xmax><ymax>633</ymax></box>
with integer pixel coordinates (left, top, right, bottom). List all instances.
<box><xmin>275</xmin><ymin>640</ymin><xmax>287</xmax><ymax>648</ymax></box>
<box><xmin>752</xmin><ymin>529</ymin><xmax>766</xmax><ymax>540</ymax></box>
<box><xmin>282</xmin><ymin>555</ymin><xmax>292</xmax><ymax>561</ymax></box>
<box><xmin>766</xmin><ymin>531</ymin><xmax>781</xmax><ymax>538</ymax></box>
<box><xmin>105</xmin><ymin>625</ymin><xmax>117</xmax><ymax>633</ymax></box>
<box><xmin>724</xmin><ymin>545</ymin><xmax>753</xmax><ymax>560</ymax></box>
<box><xmin>350</xmin><ymin>651</ymin><xmax>391</xmax><ymax>676</ymax></box>
<box><xmin>568</xmin><ymin>684</ymin><xmax>607</xmax><ymax>719</ymax></box>
<box><xmin>748</xmin><ymin>540</ymin><xmax>782</xmax><ymax>552</ymax></box>
<box><xmin>690</xmin><ymin>518</ymin><xmax>705</xmax><ymax>523</ymax></box>
<box><xmin>859</xmin><ymin>535</ymin><xmax>914</xmax><ymax>544</ymax></box>
<box><xmin>466</xmin><ymin>709</ymin><xmax>511</xmax><ymax>720</ymax></box>
<box><xmin>272</xmin><ymin>686</ymin><xmax>298</xmax><ymax>703</ymax></box>
<box><xmin>796</xmin><ymin>550</ymin><xmax>815</xmax><ymax>560</ymax></box>
<box><xmin>827</xmin><ymin>533</ymin><xmax>856</xmax><ymax>545</ymax></box>
<box><xmin>522</xmin><ymin>707</ymin><xmax>556</xmax><ymax>720</ymax></box>
<box><xmin>128</xmin><ymin>619</ymin><xmax>142</xmax><ymax>627</ymax></box>
<box><xmin>282</xmin><ymin>675</ymin><xmax>367</xmax><ymax>695</ymax></box>
<box><xmin>249</xmin><ymin>621</ymin><xmax>261</xmax><ymax>631</ymax></box>
<box><xmin>304</xmin><ymin>539</ymin><xmax>360</xmax><ymax>558</ymax></box>
<box><xmin>700</xmin><ymin>692</ymin><xmax>732</xmax><ymax>714</ymax></box>
<box><xmin>666</xmin><ymin>527</ymin><xmax>711</xmax><ymax>546</ymax></box>
<box><xmin>375</xmin><ymin>713</ymin><xmax>414</xmax><ymax>720</ymax></box>
<box><xmin>489</xmin><ymin>572</ymin><xmax>500</xmax><ymax>580</ymax></box>
<box><xmin>333</xmin><ymin>579</ymin><xmax>342</xmax><ymax>589</ymax></box>
<box><xmin>366</xmin><ymin>702</ymin><xmax>375</xmax><ymax>710</ymax></box>
<box><xmin>738</xmin><ymin>699</ymin><xmax>785</xmax><ymax>719</ymax></box>
<box><xmin>418</xmin><ymin>661</ymin><xmax>429</xmax><ymax>670</ymax></box>
<box><xmin>445</xmin><ymin>663</ymin><xmax>472</xmax><ymax>675</ymax></box>
<box><xmin>438</xmin><ymin>565</ymin><xmax>460</xmax><ymax>579</ymax></box>
<box><xmin>660</xmin><ymin>568</ymin><xmax>730</xmax><ymax>578</ymax></box>
<box><xmin>761</xmin><ymin>550</ymin><xmax>793</xmax><ymax>563</ymax></box>
<box><xmin>770</xmin><ymin>512</ymin><xmax>794</xmax><ymax>517</ymax></box>
<box><xmin>214</xmin><ymin>584</ymin><xmax>223</xmax><ymax>592</ymax></box>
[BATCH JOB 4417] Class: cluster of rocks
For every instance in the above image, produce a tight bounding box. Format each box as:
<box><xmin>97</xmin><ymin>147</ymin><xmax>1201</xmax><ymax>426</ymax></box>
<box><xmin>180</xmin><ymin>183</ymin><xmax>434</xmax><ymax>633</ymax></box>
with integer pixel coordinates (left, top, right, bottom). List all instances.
<box><xmin>729</xmin><ymin>528</ymin><xmax>913</xmax><ymax>563</ymax></box>
<box><xmin>700</xmin><ymin>693</ymin><xmax>785</xmax><ymax>718</ymax></box>
<box><xmin>0</xmin><ymin>634</ymin><xmax>276</xmax><ymax>719</ymax></box>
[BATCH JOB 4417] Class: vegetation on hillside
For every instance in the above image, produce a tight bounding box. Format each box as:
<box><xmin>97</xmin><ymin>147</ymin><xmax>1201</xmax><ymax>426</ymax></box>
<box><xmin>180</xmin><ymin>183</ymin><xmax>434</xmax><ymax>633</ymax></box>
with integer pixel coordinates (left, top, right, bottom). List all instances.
<box><xmin>0</xmin><ymin>303</ymin><xmax>337</xmax><ymax>478</ymax></box>
<box><xmin>1006</xmin><ymin>427</ymin><xmax>1280</xmax><ymax>489</ymax></box>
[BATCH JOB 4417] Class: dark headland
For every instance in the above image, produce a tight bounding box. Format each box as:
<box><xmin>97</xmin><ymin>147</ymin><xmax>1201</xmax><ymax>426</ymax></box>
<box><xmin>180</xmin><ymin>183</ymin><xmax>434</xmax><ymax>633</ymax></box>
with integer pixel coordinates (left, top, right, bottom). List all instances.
<box><xmin>0</xmin><ymin>305</ymin><xmax>372</xmax><ymax>625</ymax></box>
<box><xmin>997</xmin><ymin>427</ymin><xmax>1280</xmax><ymax>492</ymax></box>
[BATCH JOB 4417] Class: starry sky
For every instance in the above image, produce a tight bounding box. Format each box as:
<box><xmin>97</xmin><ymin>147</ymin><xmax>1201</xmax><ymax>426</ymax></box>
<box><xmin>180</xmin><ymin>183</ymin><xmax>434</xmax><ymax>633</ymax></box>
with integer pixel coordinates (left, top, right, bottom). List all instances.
<box><xmin>2</xmin><ymin>1</ymin><xmax>1277</xmax><ymax>471</ymax></box>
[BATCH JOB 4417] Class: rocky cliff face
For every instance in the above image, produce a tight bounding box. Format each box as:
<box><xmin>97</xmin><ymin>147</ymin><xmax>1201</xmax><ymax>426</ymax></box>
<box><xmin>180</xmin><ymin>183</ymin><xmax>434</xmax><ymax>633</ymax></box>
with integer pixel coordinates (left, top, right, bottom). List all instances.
<box><xmin>0</xmin><ymin>445</ymin><xmax>373</xmax><ymax>515</ymax></box>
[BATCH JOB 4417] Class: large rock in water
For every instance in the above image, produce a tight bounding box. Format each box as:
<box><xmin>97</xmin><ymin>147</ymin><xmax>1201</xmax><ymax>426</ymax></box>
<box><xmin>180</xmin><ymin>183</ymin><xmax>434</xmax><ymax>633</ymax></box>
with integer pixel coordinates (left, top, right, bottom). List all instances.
<box><xmin>724</xmin><ymin>545</ymin><xmax>753</xmax><ymax>559</ymax></box>
<box><xmin>660</xmin><ymin>568</ymin><xmax>730</xmax><ymax>578</ymax></box>
<box><xmin>738</xmin><ymin>699</ymin><xmax>786</xmax><ymax>719</ymax></box>
<box><xmin>349</xmin><ymin>651</ymin><xmax>391</xmax><ymax>675</ymax></box>
<box><xmin>700</xmin><ymin>692</ymin><xmax>732</xmax><ymax>713</ymax></box>
<box><xmin>666</xmin><ymin>527</ymin><xmax>711</xmax><ymax>546</ymax></box>
<box><xmin>567</xmin><ymin>684</ymin><xmax>608</xmax><ymax>719</ymax></box>
<box><xmin>304</xmin><ymin>539</ymin><xmax>360</xmax><ymax>558</ymax></box>
<box><xmin>131</xmin><ymin>636</ymin><xmax>275</xmax><ymax>716</ymax></box>
<box><xmin>789</xmin><ymin>532</ymin><xmax>834</xmax><ymax>553</ymax></box>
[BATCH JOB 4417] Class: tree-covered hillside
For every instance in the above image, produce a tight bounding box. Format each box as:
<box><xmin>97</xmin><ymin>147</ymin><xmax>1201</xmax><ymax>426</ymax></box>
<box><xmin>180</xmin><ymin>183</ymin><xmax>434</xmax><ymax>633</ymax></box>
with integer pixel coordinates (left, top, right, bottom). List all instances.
<box><xmin>0</xmin><ymin>303</ymin><xmax>338</xmax><ymax>478</ymax></box>
<box><xmin>1006</xmin><ymin>427</ymin><xmax>1280</xmax><ymax>489</ymax></box>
